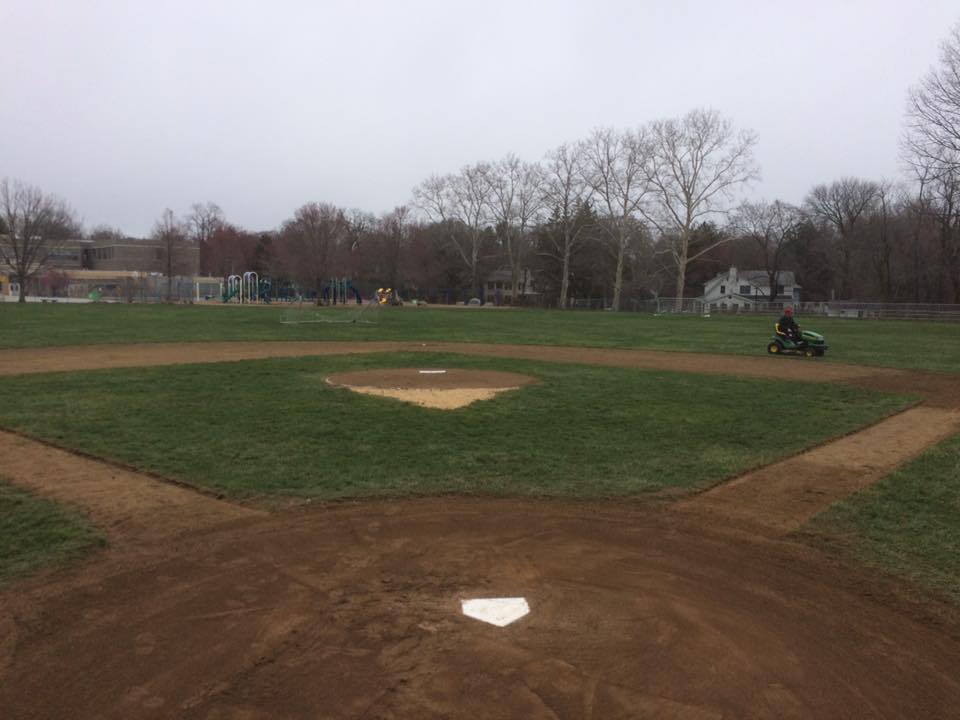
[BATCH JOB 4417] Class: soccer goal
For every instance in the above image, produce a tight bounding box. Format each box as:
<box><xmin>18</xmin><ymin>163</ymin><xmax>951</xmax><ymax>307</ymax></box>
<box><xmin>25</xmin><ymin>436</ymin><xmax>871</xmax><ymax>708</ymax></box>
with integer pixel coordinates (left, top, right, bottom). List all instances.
<box><xmin>279</xmin><ymin>296</ymin><xmax>382</xmax><ymax>325</ymax></box>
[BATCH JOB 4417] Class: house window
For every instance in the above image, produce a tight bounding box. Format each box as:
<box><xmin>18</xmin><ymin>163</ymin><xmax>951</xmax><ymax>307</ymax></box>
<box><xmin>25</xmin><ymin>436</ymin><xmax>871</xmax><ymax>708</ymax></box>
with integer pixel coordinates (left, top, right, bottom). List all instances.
<box><xmin>739</xmin><ymin>284</ymin><xmax>751</xmax><ymax>295</ymax></box>
<box><xmin>720</xmin><ymin>285</ymin><xmax>726</xmax><ymax>294</ymax></box>
<box><xmin>777</xmin><ymin>284</ymin><xmax>784</xmax><ymax>295</ymax></box>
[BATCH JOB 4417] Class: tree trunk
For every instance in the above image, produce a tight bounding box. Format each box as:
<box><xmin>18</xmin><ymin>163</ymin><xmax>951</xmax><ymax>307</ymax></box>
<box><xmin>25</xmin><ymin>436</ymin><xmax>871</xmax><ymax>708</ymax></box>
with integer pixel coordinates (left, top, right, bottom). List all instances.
<box><xmin>838</xmin><ymin>238</ymin><xmax>853</xmax><ymax>299</ymax></box>
<box><xmin>611</xmin><ymin>237</ymin><xmax>625</xmax><ymax>311</ymax></box>
<box><xmin>559</xmin><ymin>241</ymin><xmax>571</xmax><ymax>310</ymax></box>
<box><xmin>18</xmin><ymin>279</ymin><xmax>26</xmax><ymax>303</ymax></box>
<box><xmin>673</xmin><ymin>262</ymin><xmax>687</xmax><ymax>311</ymax></box>
<box><xmin>913</xmin><ymin>232</ymin><xmax>921</xmax><ymax>303</ymax></box>
<box><xmin>673</xmin><ymin>232</ymin><xmax>689</xmax><ymax>311</ymax></box>
<box><xmin>471</xmin><ymin>239</ymin><xmax>480</xmax><ymax>301</ymax></box>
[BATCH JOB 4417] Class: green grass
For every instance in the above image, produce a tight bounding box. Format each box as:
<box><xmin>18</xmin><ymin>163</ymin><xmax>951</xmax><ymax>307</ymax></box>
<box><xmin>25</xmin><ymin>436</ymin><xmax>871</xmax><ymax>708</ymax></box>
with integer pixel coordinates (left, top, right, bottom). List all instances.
<box><xmin>810</xmin><ymin>432</ymin><xmax>960</xmax><ymax>600</ymax></box>
<box><xmin>1</xmin><ymin>303</ymin><xmax>958</xmax><ymax>372</ymax></box>
<box><xmin>0</xmin><ymin>353</ymin><xmax>910</xmax><ymax>500</ymax></box>
<box><xmin>0</xmin><ymin>480</ymin><xmax>104</xmax><ymax>582</ymax></box>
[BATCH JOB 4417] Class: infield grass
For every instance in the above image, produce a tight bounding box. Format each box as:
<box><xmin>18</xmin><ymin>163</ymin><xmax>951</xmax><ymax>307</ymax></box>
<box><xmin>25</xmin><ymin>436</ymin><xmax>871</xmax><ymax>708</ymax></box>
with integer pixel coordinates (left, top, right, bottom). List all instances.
<box><xmin>1</xmin><ymin>303</ymin><xmax>957</xmax><ymax>373</ymax></box>
<box><xmin>0</xmin><ymin>480</ymin><xmax>103</xmax><ymax>582</ymax></box>
<box><xmin>0</xmin><ymin>353</ymin><xmax>911</xmax><ymax>500</ymax></box>
<box><xmin>810</xmin><ymin>432</ymin><xmax>960</xmax><ymax>601</ymax></box>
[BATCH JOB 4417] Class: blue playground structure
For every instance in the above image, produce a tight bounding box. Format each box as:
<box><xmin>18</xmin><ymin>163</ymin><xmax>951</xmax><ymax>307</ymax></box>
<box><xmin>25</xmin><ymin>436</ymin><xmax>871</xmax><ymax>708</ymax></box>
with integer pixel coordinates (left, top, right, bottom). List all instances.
<box><xmin>321</xmin><ymin>278</ymin><xmax>362</xmax><ymax>305</ymax></box>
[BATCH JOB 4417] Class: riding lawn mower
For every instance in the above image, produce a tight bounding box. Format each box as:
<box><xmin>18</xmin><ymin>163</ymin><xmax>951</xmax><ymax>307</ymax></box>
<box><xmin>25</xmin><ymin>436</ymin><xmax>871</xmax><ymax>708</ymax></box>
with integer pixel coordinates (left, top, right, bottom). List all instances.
<box><xmin>767</xmin><ymin>329</ymin><xmax>828</xmax><ymax>357</ymax></box>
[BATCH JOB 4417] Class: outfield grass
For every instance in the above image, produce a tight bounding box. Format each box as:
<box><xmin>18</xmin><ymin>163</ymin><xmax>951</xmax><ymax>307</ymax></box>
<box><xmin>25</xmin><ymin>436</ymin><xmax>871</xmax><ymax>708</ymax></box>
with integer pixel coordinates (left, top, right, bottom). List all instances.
<box><xmin>0</xmin><ymin>353</ymin><xmax>910</xmax><ymax>500</ymax></box>
<box><xmin>0</xmin><ymin>480</ymin><xmax>103</xmax><ymax>583</ymax></box>
<box><xmin>810</xmin><ymin>432</ymin><xmax>960</xmax><ymax>601</ymax></box>
<box><xmin>1</xmin><ymin>303</ymin><xmax>958</xmax><ymax>373</ymax></box>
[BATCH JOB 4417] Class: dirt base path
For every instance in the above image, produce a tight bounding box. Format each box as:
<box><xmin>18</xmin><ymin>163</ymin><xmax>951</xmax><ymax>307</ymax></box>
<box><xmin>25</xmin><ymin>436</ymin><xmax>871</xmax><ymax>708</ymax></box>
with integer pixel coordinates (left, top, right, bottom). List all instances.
<box><xmin>2</xmin><ymin>498</ymin><xmax>959</xmax><ymax>720</ymax></box>
<box><xmin>0</xmin><ymin>341</ymin><xmax>413</xmax><ymax>376</ymax></box>
<box><xmin>678</xmin><ymin>406</ymin><xmax>960</xmax><ymax>533</ymax></box>
<box><xmin>0</xmin><ymin>340</ymin><xmax>903</xmax><ymax>383</ymax></box>
<box><xmin>0</xmin><ymin>430</ymin><xmax>261</xmax><ymax>542</ymax></box>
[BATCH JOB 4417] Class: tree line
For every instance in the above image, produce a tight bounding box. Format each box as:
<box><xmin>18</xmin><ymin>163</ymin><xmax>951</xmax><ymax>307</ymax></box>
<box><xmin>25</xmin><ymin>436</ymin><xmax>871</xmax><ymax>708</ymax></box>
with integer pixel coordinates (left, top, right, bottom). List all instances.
<box><xmin>3</xmin><ymin>22</ymin><xmax>959</xmax><ymax>306</ymax></box>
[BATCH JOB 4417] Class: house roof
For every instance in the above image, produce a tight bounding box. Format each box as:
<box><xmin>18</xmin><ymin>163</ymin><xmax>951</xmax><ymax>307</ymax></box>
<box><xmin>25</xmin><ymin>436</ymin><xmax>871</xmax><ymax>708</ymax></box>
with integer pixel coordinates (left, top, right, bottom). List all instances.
<box><xmin>707</xmin><ymin>269</ymin><xmax>799</xmax><ymax>287</ymax></box>
<box><xmin>738</xmin><ymin>270</ymin><xmax>797</xmax><ymax>286</ymax></box>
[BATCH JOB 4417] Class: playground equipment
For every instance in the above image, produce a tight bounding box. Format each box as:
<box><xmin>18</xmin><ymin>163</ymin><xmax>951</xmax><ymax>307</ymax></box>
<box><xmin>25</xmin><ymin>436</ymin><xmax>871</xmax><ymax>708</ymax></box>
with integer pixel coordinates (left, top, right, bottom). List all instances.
<box><xmin>322</xmin><ymin>277</ymin><xmax>362</xmax><ymax>305</ymax></box>
<box><xmin>222</xmin><ymin>272</ymin><xmax>270</xmax><ymax>303</ymax></box>
<box><xmin>242</xmin><ymin>271</ymin><xmax>259</xmax><ymax>303</ymax></box>
<box><xmin>258</xmin><ymin>277</ymin><xmax>272</xmax><ymax>303</ymax></box>
<box><xmin>223</xmin><ymin>275</ymin><xmax>242</xmax><ymax>302</ymax></box>
<box><xmin>376</xmin><ymin>287</ymin><xmax>403</xmax><ymax>306</ymax></box>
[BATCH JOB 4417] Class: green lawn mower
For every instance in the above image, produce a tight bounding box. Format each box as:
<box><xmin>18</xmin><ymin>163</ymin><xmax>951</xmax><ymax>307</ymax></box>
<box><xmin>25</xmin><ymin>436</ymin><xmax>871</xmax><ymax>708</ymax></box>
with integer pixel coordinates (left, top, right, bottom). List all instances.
<box><xmin>767</xmin><ymin>329</ymin><xmax>827</xmax><ymax>357</ymax></box>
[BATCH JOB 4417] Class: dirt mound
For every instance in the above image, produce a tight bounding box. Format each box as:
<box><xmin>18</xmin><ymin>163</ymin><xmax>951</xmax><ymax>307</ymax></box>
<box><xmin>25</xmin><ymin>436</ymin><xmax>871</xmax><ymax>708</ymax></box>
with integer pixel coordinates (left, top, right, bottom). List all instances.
<box><xmin>326</xmin><ymin>367</ymin><xmax>537</xmax><ymax>409</ymax></box>
<box><xmin>327</xmin><ymin>367</ymin><xmax>537</xmax><ymax>391</ymax></box>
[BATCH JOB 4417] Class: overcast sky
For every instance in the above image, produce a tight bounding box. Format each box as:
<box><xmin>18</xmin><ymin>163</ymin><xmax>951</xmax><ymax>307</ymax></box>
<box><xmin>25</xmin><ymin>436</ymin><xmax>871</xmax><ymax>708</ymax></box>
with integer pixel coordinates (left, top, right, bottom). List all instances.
<box><xmin>1</xmin><ymin>0</ymin><xmax>958</xmax><ymax>236</ymax></box>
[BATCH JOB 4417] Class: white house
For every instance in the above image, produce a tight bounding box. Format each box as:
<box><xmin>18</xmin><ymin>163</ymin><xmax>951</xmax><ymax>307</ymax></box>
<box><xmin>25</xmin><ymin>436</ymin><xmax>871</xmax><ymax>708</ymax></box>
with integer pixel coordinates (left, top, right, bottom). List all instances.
<box><xmin>702</xmin><ymin>267</ymin><xmax>801</xmax><ymax>310</ymax></box>
<box><xmin>483</xmin><ymin>268</ymin><xmax>538</xmax><ymax>305</ymax></box>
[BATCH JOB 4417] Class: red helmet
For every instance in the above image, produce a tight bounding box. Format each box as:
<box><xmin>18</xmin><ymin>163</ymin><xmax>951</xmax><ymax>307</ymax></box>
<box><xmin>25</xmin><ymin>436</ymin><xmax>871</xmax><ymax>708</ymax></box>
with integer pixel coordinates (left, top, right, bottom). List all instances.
<box><xmin>784</xmin><ymin>307</ymin><xmax>793</xmax><ymax>316</ymax></box>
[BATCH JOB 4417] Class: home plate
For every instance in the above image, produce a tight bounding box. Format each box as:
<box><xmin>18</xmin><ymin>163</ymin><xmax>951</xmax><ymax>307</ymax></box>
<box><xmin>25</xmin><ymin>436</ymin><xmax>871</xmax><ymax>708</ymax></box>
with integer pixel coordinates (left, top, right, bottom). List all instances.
<box><xmin>461</xmin><ymin>597</ymin><xmax>530</xmax><ymax>627</ymax></box>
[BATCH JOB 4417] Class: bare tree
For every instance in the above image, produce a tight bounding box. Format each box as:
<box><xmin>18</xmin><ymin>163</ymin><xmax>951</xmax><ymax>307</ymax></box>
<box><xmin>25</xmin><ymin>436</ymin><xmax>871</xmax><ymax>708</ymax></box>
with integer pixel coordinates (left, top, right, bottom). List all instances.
<box><xmin>279</xmin><ymin>202</ymin><xmax>346</xmax><ymax>302</ymax></box>
<box><xmin>87</xmin><ymin>224</ymin><xmax>126</xmax><ymax>243</ymax></box>
<box><xmin>379</xmin><ymin>206</ymin><xmax>411</xmax><ymax>290</ymax></box>
<box><xmin>341</xmin><ymin>208</ymin><xmax>375</xmax><ymax>278</ymax></box>
<box><xmin>540</xmin><ymin>142</ymin><xmax>591</xmax><ymax>308</ymax></box>
<box><xmin>732</xmin><ymin>200</ymin><xmax>803</xmax><ymax>303</ymax></box>
<box><xmin>866</xmin><ymin>181</ymin><xmax>903</xmax><ymax>302</ymax></box>
<box><xmin>187</xmin><ymin>202</ymin><xmax>225</xmax><ymax>275</ymax></box>
<box><xmin>924</xmin><ymin>169</ymin><xmax>960</xmax><ymax>301</ymax></box>
<box><xmin>152</xmin><ymin>209</ymin><xmax>189</xmax><ymax>301</ymax></box>
<box><xmin>0</xmin><ymin>179</ymin><xmax>79</xmax><ymax>303</ymax></box>
<box><xmin>205</xmin><ymin>223</ymin><xmax>257</xmax><ymax>278</ymax></box>
<box><xmin>642</xmin><ymin>109</ymin><xmax>759</xmax><ymax>309</ymax></box>
<box><xmin>482</xmin><ymin>155</ymin><xmax>544</xmax><ymax>305</ymax></box>
<box><xmin>414</xmin><ymin>165</ymin><xmax>492</xmax><ymax>299</ymax></box>
<box><xmin>344</xmin><ymin>209</ymin><xmax>374</xmax><ymax>252</ymax></box>
<box><xmin>581</xmin><ymin>127</ymin><xmax>652</xmax><ymax>310</ymax></box>
<box><xmin>904</xmin><ymin>22</ymin><xmax>960</xmax><ymax>179</ymax></box>
<box><xmin>805</xmin><ymin>178</ymin><xmax>879</xmax><ymax>299</ymax></box>
<box><xmin>901</xmin><ymin>170</ymin><xmax>936</xmax><ymax>302</ymax></box>
<box><xmin>903</xmin><ymin>21</ymin><xmax>960</xmax><ymax>302</ymax></box>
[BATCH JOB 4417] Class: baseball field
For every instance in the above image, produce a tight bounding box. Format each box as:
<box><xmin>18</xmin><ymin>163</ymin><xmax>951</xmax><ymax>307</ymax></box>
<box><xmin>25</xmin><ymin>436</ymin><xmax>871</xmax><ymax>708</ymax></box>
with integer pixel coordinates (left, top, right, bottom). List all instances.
<box><xmin>1</xmin><ymin>303</ymin><xmax>959</xmax><ymax>719</ymax></box>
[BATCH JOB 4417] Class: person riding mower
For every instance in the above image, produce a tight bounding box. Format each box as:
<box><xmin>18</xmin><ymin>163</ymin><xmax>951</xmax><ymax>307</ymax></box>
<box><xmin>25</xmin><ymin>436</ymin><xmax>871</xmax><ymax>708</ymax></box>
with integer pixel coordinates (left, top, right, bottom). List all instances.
<box><xmin>767</xmin><ymin>307</ymin><xmax>828</xmax><ymax>357</ymax></box>
<box><xmin>775</xmin><ymin>307</ymin><xmax>801</xmax><ymax>342</ymax></box>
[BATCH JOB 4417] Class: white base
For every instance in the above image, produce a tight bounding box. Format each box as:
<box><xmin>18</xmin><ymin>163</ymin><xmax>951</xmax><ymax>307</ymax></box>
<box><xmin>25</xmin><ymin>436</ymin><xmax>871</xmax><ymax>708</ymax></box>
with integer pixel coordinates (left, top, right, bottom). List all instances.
<box><xmin>461</xmin><ymin>597</ymin><xmax>530</xmax><ymax>627</ymax></box>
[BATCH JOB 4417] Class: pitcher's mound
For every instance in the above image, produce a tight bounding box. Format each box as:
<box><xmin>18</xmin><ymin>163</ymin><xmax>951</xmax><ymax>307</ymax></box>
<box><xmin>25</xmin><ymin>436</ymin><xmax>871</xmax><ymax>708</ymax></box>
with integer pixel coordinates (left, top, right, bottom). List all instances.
<box><xmin>326</xmin><ymin>368</ymin><xmax>537</xmax><ymax>409</ymax></box>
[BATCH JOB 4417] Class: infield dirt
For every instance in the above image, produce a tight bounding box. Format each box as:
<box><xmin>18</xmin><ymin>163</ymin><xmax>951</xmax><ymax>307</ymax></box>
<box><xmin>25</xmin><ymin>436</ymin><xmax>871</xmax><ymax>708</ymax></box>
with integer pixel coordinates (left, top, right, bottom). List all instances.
<box><xmin>2</xmin><ymin>341</ymin><xmax>959</xmax><ymax>719</ymax></box>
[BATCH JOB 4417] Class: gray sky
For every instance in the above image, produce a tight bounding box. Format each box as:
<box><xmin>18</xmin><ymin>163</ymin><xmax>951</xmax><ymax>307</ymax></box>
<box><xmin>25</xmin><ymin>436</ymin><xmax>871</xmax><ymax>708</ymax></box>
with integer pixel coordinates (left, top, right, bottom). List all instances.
<box><xmin>1</xmin><ymin>0</ymin><xmax>957</xmax><ymax>236</ymax></box>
